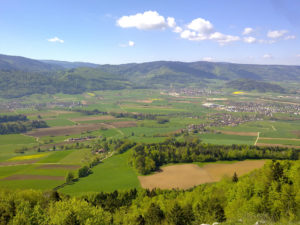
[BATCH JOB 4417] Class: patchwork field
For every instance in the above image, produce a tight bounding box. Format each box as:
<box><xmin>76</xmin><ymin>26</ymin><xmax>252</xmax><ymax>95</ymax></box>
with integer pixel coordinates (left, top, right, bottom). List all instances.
<box><xmin>26</xmin><ymin>123</ymin><xmax>108</xmax><ymax>137</ymax></box>
<box><xmin>139</xmin><ymin>160</ymin><xmax>266</xmax><ymax>190</ymax></box>
<box><xmin>0</xmin><ymin>89</ymin><xmax>299</xmax><ymax>194</ymax></box>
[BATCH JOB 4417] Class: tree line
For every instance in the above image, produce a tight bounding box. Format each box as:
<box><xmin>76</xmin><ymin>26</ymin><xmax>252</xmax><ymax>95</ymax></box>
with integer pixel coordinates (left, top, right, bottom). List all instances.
<box><xmin>0</xmin><ymin>114</ymin><xmax>28</xmax><ymax>123</ymax></box>
<box><xmin>130</xmin><ymin>138</ymin><xmax>299</xmax><ymax>175</ymax></box>
<box><xmin>0</xmin><ymin>160</ymin><xmax>299</xmax><ymax>224</ymax></box>
<box><xmin>0</xmin><ymin>120</ymin><xmax>48</xmax><ymax>135</ymax></box>
<box><xmin>73</xmin><ymin>109</ymin><xmax>160</xmax><ymax>120</ymax></box>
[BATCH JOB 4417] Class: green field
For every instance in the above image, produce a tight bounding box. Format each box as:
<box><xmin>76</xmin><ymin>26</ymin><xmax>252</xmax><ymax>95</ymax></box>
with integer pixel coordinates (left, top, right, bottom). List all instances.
<box><xmin>60</xmin><ymin>150</ymin><xmax>140</xmax><ymax>195</ymax></box>
<box><xmin>0</xmin><ymin>89</ymin><xmax>299</xmax><ymax>194</ymax></box>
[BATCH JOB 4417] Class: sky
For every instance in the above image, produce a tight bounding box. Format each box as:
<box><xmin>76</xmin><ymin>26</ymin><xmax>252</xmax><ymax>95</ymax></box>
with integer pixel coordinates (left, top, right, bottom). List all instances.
<box><xmin>0</xmin><ymin>0</ymin><xmax>300</xmax><ymax>65</ymax></box>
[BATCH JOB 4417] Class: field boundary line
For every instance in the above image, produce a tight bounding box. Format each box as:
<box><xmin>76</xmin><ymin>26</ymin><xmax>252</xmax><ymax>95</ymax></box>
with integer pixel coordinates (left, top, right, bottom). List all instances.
<box><xmin>254</xmin><ymin>132</ymin><xmax>260</xmax><ymax>146</ymax></box>
<box><xmin>259</xmin><ymin>137</ymin><xmax>300</xmax><ymax>141</ymax></box>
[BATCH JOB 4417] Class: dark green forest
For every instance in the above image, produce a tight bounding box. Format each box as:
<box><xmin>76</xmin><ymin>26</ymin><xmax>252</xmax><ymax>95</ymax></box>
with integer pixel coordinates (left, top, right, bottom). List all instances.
<box><xmin>130</xmin><ymin>138</ymin><xmax>299</xmax><ymax>175</ymax></box>
<box><xmin>226</xmin><ymin>79</ymin><xmax>286</xmax><ymax>93</ymax></box>
<box><xmin>0</xmin><ymin>160</ymin><xmax>299</xmax><ymax>224</ymax></box>
<box><xmin>0</xmin><ymin>114</ymin><xmax>48</xmax><ymax>134</ymax></box>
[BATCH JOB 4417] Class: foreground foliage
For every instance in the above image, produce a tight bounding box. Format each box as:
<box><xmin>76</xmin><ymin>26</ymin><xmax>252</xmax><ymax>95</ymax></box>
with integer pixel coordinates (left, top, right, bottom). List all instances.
<box><xmin>0</xmin><ymin>160</ymin><xmax>299</xmax><ymax>224</ymax></box>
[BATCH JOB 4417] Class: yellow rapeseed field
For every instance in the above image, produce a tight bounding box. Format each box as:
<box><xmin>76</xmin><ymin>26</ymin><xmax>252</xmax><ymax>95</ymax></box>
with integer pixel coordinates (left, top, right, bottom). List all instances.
<box><xmin>9</xmin><ymin>153</ymin><xmax>49</xmax><ymax>161</ymax></box>
<box><xmin>232</xmin><ymin>91</ymin><xmax>245</xmax><ymax>95</ymax></box>
<box><xmin>87</xmin><ymin>92</ymin><xmax>95</xmax><ymax>97</ymax></box>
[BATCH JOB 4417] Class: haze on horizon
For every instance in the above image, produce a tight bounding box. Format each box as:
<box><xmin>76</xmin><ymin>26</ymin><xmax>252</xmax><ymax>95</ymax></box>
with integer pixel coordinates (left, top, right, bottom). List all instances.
<box><xmin>0</xmin><ymin>0</ymin><xmax>300</xmax><ymax>65</ymax></box>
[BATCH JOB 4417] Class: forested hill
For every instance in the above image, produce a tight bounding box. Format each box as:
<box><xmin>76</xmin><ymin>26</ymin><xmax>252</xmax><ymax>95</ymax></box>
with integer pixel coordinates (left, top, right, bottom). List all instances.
<box><xmin>226</xmin><ymin>79</ymin><xmax>286</xmax><ymax>93</ymax></box>
<box><xmin>97</xmin><ymin>61</ymin><xmax>300</xmax><ymax>82</ymax></box>
<box><xmin>0</xmin><ymin>54</ymin><xmax>62</xmax><ymax>72</ymax></box>
<box><xmin>0</xmin><ymin>53</ymin><xmax>300</xmax><ymax>98</ymax></box>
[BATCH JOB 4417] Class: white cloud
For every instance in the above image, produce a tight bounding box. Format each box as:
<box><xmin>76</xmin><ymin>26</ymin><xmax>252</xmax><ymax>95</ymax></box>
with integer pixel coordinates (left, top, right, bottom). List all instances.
<box><xmin>258</xmin><ymin>39</ymin><xmax>276</xmax><ymax>44</ymax></box>
<box><xmin>284</xmin><ymin>35</ymin><xmax>296</xmax><ymax>40</ymax></box>
<box><xmin>167</xmin><ymin>17</ymin><xmax>176</xmax><ymax>28</ymax></box>
<box><xmin>173</xmin><ymin>26</ymin><xmax>183</xmax><ymax>33</ymax></box>
<box><xmin>128</xmin><ymin>41</ymin><xmax>135</xmax><ymax>46</ymax></box>
<box><xmin>116</xmin><ymin>11</ymin><xmax>169</xmax><ymax>30</ymax></box>
<box><xmin>243</xmin><ymin>27</ymin><xmax>254</xmax><ymax>35</ymax></box>
<box><xmin>179</xmin><ymin>18</ymin><xmax>239</xmax><ymax>45</ymax></box>
<box><xmin>243</xmin><ymin>36</ymin><xmax>256</xmax><ymax>43</ymax></box>
<box><xmin>47</xmin><ymin>37</ymin><xmax>64</xmax><ymax>43</ymax></box>
<box><xmin>263</xmin><ymin>54</ymin><xmax>272</xmax><ymax>59</ymax></box>
<box><xmin>117</xmin><ymin>12</ymin><xmax>240</xmax><ymax>45</ymax></box>
<box><xmin>267</xmin><ymin>30</ymin><xmax>288</xmax><ymax>39</ymax></box>
<box><xmin>187</xmin><ymin>18</ymin><xmax>214</xmax><ymax>34</ymax></box>
<box><xmin>209</xmin><ymin>32</ymin><xmax>240</xmax><ymax>45</ymax></box>
<box><xmin>202</xmin><ymin>57</ymin><xmax>214</xmax><ymax>62</ymax></box>
<box><xmin>296</xmin><ymin>54</ymin><xmax>300</xmax><ymax>57</ymax></box>
<box><xmin>119</xmin><ymin>41</ymin><xmax>135</xmax><ymax>47</ymax></box>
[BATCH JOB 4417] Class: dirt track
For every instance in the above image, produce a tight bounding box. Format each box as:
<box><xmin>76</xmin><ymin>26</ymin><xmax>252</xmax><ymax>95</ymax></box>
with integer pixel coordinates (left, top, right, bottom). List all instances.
<box><xmin>139</xmin><ymin>160</ymin><xmax>266</xmax><ymax>190</ymax></box>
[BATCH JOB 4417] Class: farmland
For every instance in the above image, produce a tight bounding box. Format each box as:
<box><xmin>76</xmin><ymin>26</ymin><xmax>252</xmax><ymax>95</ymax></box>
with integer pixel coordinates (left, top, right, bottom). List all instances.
<box><xmin>139</xmin><ymin>160</ymin><xmax>266</xmax><ymax>190</ymax></box>
<box><xmin>0</xmin><ymin>88</ymin><xmax>299</xmax><ymax>194</ymax></box>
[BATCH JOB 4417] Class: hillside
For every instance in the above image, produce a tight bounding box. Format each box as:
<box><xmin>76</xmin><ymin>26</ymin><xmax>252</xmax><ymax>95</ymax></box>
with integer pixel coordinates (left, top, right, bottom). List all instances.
<box><xmin>0</xmin><ymin>54</ymin><xmax>62</xmax><ymax>72</ymax></box>
<box><xmin>0</xmin><ymin>53</ymin><xmax>299</xmax><ymax>98</ymax></box>
<box><xmin>226</xmin><ymin>79</ymin><xmax>286</xmax><ymax>93</ymax></box>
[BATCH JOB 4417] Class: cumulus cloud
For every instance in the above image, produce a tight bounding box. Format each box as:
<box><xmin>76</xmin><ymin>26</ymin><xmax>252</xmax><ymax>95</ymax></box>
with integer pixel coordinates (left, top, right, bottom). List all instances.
<box><xmin>117</xmin><ymin>12</ymin><xmax>240</xmax><ymax>45</ymax></box>
<box><xmin>202</xmin><ymin>57</ymin><xmax>214</xmax><ymax>62</ymax></box>
<box><xmin>167</xmin><ymin>17</ymin><xmax>176</xmax><ymax>28</ymax></box>
<box><xmin>178</xmin><ymin>18</ymin><xmax>240</xmax><ymax>45</ymax></box>
<box><xmin>243</xmin><ymin>36</ymin><xmax>256</xmax><ymax>43</ymax></box>
<box><xmin>47</xmin><ymin>37</ymin><xmax>64</xmax><ymax>43</ymax></box>
<box><xmin>128</xmin><ymin>41</ymin><xmax>135</xmax><ymax>46</ymax></box>
<box><xmin>117</xmin><ymin>11</ymin><xmax>173</xmax><ymax>30</ymax></box>
<box><xmin>187</xmin><ymin>18</ymin><xmax>214</xmax><ymax>34</ymax></box>
<box><xmin>173</xmin><ymin>26</ymin><xmax>183</xmax><ymax>33</ymax></box>
<box><xmin>120</xmin><ymin>40</ymin><xmax>135</xmax><ymax>47</ymax></box>
<box><xmin>284</xmin><ymin>35</ymin><xmax>296</xmax><ymax>40</ymax></box>
<box><xmin>209</xmin><ymin>32</ymin><xmax>240</xmax><ymax>45</ymax></box>
<box><xmin>263</xmin><ymin>54</ymin><xmax>272</xmax><ymax>59</ymax></box>
<box><xmin>242</xmin><ymin>27</ymin><xmax>254</xmax><ymax>35</ymax></box>
<box><xmin>267</xmin><ymin>30</ymin><xmax>288</xmax><ymax>39</ymax></box>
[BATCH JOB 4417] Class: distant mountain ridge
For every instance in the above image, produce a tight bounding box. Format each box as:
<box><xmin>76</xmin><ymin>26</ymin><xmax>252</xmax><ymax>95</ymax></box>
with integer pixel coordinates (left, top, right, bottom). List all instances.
<box><xmin>0</xmin><ymin>53</ymin><xmax>299</xmax><ymax>98</ymax></box>
<box><xmin>40</xmin><ymin>60</ymin><xmax>100</xmax><ymax>69</ymax></box>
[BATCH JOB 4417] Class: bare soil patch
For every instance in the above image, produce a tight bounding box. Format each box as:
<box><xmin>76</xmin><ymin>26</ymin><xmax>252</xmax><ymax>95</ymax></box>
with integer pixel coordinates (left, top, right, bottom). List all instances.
<box><xmin>219</xmin><ymin>130</ymin><xmax>258</xmax><ymax>136</ymax></box>
<box><xmin>139</xmin><ymin>160</ymin><xmax>265</xmax><ymax>190</ymax></box>
<box><xmin>135</xmin><ymin>100</ymin><xmax>153</xmax><ymax>103</ymax></box>
<box><xmin>71</xmin><ymin>115</ymin><xmax>115</xmax><ymax>122</ymax></box>
<box><xmin>38</xmin><ymin>164</ymin><xmax>80</xmax><ymax>170</ymax></box>
<box><xmin>293</xmin><ymin>131</ymin><xmax>300</xmax><ymax>138</ymax></box>
<box><xmin>3</xmin><ymin>174</ymin><xmax>65</xmax><ymax>181</ymax></box>
<box><xmin>26</xmin><ymin>123</ymin><xmax>109</xmax><ymax>137</ymax></box>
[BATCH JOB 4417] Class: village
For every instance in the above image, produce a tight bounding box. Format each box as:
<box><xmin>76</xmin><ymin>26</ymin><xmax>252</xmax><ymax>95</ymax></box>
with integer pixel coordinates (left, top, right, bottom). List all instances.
<box><xmin>203</xmin><ymin>101</ymin><xmax>300</xmax><ymax>116</ymax></box>
<box><xmin>0</xmin><ymin>100</ymin><xmax>82</xmax><ymax>111</ymax></box>
<box><xmin>186</xmin><ymin>113</ymin><xmax>263</xmax><ymax>133</ymax></box>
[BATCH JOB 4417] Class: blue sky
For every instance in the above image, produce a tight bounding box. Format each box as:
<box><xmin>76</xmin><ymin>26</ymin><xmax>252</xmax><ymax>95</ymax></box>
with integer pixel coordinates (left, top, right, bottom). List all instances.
<box><xmin>0</xmin><ymin>0</ymin><xmax>300</xmax><ymax>65</ymax></box>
